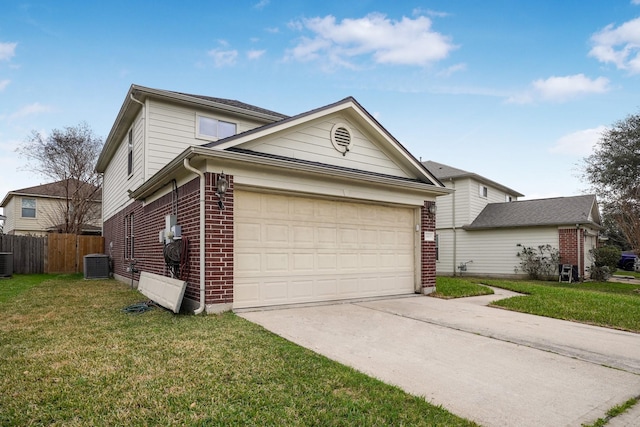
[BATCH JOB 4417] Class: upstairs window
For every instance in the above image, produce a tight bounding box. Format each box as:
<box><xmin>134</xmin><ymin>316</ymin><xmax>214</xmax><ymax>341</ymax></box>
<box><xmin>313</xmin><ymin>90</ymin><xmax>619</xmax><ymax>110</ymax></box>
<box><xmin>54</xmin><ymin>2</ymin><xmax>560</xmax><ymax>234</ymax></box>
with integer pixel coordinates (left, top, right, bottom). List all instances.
<box><xmin>124</xmin><ymin>213</ymin><xmax>134</xmax><ymax>259</ymax></box>
<box><xmin>196</xmin><ymin>114</ymin><xmax>237</xmax><ymax>141</ymax></box>
<box><xmin>506</xmin><ymin>195</ymin><xmax>513</xmax><ymax>202</ymax></box>
<box><xmin>21</xmin><ymin>198</ymin><xmax>36</xmax><ymax>218</ymax></box>
<box><xmin>127</xmin><ymin>129</ymin><xmax>133</xmax><ymax>177</ymax></box>
<box><xmin>479</xmin><ymin>185</ymin><xmax>488</xmax><ymax>198</ymax></box>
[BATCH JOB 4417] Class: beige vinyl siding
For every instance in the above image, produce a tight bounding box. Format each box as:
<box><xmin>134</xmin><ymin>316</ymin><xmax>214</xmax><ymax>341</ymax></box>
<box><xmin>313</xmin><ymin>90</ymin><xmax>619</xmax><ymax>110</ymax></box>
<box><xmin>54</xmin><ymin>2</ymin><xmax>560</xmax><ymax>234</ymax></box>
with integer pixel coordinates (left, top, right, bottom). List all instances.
<box><xmin>145</xmin><ymin>100</ymin><xmax>268</xmax><ymax>179</ymax></box>
<box><xmin>241</xmin><ymin>115</ymin><xmax>412</xmax><ymax>179</ymax></box>
<box><xmin>440</xmin><ymin>227</ymin><xmax>559</xmax><ymax>277</ymax></box>
<box><xmin>103</xmin><ymin>113</ymin><xmax>145</xmax><ymax>221</ymax></box>
<box><xmin>2</xmin><ymin>198</ymin><xmax>16</xmax><ymax>234</ymax></box>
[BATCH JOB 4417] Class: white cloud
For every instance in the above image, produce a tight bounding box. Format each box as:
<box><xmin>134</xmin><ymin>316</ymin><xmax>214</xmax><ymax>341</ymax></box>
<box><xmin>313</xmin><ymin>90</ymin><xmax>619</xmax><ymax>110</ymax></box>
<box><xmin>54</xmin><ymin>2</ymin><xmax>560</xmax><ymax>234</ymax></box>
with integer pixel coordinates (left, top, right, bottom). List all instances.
<box><xmin>533</xmin><ymin>74</ymin><xmax>609</xmax><ymax>101</ymax></box>
<box><xmin>550</xmin><ymin>126</ymin><xmax>607</xmax><ymax>156</ymax></box>
<box><xmin>286</xmin><ymin>13</ymin><xmax>457</xmax><ymax>68</ymax></box>
<box><xmin>507</xmin><ymin>74</ymin><xmax>610</xmax><ymax>104</ymax></box>
<box><xmin>0</xmin><ymin>79</ymin><xmax>10</xmax><ymax>91</ymax></box>
<box><xmin>247</xmin><ymin>49</ymin><xmax>265</xmax><ymax>60</ymax></box>
<box><xmin>0</xmin><ymin>42</ymin><xmax>17</xmax><ymax>61</ymax></box>
<box><xmin>589</xmin><ymin>17</ymin><xmax>640</xmax><ymax>73</ymax></box>
<box><xmin>437</xmin><ymin>62</ymin><xmax>466</xmax><ymax>77</ymax></box>
<box><xmin>632</xmin><ymin>0</ymin><xmax>640</xmax><ymax>5</ymax></box>
<box><xmin>8</xmin><ymin>103</ymin><xmax>52</xmax><ymax>120</ymax></box>
<box><xmin>412</xmin><ymin>8</ymin><xmax>450</xmax><ymax>18</ymax></box>
<box><xmin>208</xmin><ymin>48</ymin><xmax>238</xmax><ymax>67</ymax></box>
<box><xmin>254</xmin><ymin>0</ymin><xmax>269</xmax><ymax>10</ymax></box>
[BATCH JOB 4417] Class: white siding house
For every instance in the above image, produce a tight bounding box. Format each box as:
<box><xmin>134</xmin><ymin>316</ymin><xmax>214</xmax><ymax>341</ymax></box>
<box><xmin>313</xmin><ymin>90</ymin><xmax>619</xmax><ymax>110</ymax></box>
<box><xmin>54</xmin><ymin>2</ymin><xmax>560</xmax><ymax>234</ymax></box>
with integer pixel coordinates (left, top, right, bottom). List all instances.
<box><xmin>423</xmin><ymin>161</ymin><xmax>601</xmax><ymax>279</ymax></box>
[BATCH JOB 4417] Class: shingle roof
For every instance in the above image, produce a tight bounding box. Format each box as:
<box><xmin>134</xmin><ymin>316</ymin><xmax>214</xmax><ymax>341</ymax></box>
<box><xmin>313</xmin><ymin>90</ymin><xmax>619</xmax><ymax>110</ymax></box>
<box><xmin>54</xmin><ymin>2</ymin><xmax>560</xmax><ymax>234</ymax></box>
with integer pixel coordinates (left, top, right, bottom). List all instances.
<box><xmin>423</xmin><ymin>160</ymin><xmax>524</xmax><ymax>197</ymax></box>
<box><xmin>1</xmin><ymin>179</ymin><xmax>101</xmax><ymax>207</ymax></box>
<box><xmin>465</xmin><ymin>194</ymin><xmax>600</xmax><ymax>229</ymax></box>
<box><xmin>170</xmin><ymin>91</ymin><xmax>289</xmax><ymax>120</ymax></box>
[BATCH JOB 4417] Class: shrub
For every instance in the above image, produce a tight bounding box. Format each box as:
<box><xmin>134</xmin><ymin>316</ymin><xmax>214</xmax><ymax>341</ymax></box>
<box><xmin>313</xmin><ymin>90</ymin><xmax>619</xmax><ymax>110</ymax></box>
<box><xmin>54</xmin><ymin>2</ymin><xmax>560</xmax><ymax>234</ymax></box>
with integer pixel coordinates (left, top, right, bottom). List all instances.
<box><xmin>516</xmin><ymin>244</ymin><xmax>560</xmax><ymax>280</ymax></box>
<box><xmin>589</xmin><ymin>246</ymin><xmax>621</xmax><ymax>281</ymax></box>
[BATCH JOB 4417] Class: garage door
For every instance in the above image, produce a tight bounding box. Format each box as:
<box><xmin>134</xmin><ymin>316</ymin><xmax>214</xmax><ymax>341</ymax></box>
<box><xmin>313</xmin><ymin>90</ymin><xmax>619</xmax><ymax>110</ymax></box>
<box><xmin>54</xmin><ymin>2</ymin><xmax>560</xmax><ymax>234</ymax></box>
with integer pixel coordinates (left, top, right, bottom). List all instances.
<box><xmin>234</xmin><ymin>190</ymin><xmax>417</xmax><ymax>308</ymax></box>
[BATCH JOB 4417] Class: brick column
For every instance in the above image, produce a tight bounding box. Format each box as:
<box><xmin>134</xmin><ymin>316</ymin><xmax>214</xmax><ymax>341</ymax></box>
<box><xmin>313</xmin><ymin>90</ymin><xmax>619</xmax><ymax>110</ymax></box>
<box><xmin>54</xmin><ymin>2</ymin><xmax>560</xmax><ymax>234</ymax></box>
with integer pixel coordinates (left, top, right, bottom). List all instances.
<box><xmin>204</xmin><ymin>173</ymin><xmax>234</xmax><ymax>306</ymax></box>
<box><xmin>421</xmin><ymin>201</ymin><xmax>437</xmax><ymax>294</ymax></box>
<box><xmin>559</xmin><ymin>227</ymin><xmax>585</xmax><ymax>278</ymax></box>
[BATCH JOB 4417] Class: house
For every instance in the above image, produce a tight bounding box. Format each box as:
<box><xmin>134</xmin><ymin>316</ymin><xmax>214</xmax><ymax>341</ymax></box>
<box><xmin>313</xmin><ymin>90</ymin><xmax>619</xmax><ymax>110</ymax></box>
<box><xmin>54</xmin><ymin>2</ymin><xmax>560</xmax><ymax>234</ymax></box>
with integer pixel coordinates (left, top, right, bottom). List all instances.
<box><xmin>424</xmin><ymin>160</ymin><xmax>602</xmax><ymax>279</ymax></box>
<box><xmin>96</xmin><ymin>85</ymin><xmax>449</xmax><ymax>313</ymax></box>
<box><xmin>0</xmin><ymin>179</ymin><xmax>102</xmax><ymax>236</ymax></box>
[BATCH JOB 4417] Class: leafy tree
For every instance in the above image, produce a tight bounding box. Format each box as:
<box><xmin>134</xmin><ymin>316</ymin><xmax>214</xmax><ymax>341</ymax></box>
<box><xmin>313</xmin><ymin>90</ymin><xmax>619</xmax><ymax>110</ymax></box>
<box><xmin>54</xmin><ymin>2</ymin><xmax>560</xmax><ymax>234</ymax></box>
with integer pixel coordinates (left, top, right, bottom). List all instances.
<box><xmin>583</xmin><ymin>113</ymin><xmax>640</xmax><ymax>251</ymax></box>
<box><xmin>17</xmin><ymin>122</ymin><xmax>103</xmax><ymax>235</ymax></box>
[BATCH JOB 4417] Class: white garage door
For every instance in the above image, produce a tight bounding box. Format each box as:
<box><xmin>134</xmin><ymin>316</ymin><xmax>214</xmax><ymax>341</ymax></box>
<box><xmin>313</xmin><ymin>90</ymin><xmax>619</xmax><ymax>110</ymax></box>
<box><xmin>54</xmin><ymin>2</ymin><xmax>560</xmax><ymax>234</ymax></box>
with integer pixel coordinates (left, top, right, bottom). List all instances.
<box><xmin>234</xmin><ymin>190</ymin><xmax>417</xmax><ymax>308</ymax></box>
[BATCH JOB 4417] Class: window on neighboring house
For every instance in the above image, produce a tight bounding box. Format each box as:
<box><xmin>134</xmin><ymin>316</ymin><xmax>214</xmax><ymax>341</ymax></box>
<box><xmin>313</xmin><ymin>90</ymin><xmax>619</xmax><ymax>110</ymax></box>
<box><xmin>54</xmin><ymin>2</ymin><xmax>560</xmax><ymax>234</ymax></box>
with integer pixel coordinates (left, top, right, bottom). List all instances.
<box><xmin>21</xmin><ymin>198</ymin><xmax>36</xmax><ymax>218</ymax></box>
<box><xmin>505</xmin><ymin>195</ymin><xmax>513</xmax><ymax>202</ymax></box>
<box><xmin>127</xmin><ymin>129</ymin><xmax>133</xmax><ymax>177</ymax></box>
<box><xmin>124</xmin><ymin>213</ymin><xmax>134</xmax><ymax>259</ymax></box>
<box><xmin>196</xmin><ymin>115</ymin><xmax>237</xmax><ymax>140</ymax></box>
<box><xmin>479</xmin><ymin>185</ymin><xmax>488</xmax><ymax>198</ymax></box>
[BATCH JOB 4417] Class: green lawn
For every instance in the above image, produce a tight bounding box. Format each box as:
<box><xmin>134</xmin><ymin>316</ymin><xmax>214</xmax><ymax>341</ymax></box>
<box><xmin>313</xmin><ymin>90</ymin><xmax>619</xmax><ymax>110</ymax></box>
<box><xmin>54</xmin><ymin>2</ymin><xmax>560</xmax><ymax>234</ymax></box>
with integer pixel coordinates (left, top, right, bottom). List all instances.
<box><xmin>432</xmin><ymin>277</ymin><xmax>494</xmax><ymax>299</ymax></box>
<box><xmin>478</xmin><ymin>278</ymin><xmax>640</xmax><ymax>333</ymax></box>
<box><xmin>0</xmin><ymin>275</ymin><xmax>477</xmax><ymax>426</ymax></box>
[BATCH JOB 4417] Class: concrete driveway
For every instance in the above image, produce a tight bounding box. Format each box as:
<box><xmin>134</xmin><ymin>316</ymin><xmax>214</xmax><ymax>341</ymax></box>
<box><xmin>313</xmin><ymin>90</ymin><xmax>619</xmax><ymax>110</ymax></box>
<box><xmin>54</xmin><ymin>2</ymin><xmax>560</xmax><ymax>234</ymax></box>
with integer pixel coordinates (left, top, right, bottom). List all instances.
<box><xmin>238</xmin><ymin>288</ymin><xmax>640</xmax><ymax>427</ymax></box>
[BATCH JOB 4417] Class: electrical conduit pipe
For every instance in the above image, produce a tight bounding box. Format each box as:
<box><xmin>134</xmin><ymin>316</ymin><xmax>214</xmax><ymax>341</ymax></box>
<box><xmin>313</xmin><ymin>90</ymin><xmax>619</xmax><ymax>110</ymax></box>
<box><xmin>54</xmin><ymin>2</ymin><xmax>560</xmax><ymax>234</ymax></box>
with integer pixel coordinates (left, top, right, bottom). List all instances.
<box><xmin>183</xmin><ymin>157</ymin><xmax>206</xmax><ymax>314</ymax></box>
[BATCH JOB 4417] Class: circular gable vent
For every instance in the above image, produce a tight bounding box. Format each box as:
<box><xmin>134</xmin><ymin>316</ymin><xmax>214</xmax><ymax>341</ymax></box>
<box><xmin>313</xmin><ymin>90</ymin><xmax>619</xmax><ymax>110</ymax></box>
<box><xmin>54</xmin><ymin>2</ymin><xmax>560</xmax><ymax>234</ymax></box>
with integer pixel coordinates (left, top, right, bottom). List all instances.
<box><xmin>330</xmin><ymin>123</ymin><xmax>353</xmax><ymax>155</ymax></box>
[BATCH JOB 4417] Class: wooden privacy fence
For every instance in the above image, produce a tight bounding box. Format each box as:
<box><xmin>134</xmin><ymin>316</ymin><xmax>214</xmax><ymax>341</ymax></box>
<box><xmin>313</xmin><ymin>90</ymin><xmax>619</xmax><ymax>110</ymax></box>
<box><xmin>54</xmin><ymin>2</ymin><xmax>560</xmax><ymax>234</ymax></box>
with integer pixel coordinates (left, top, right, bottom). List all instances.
<box><xmin>47</xmin><ymin>234</ymin><xmax>105</xmax><ymax>274</ymax></box>
<box><xmin>0</xmin><ymin>233</ymin><xmax>104</xmax><ymax>274</ymax></box>
<box><xmin>0</xmin><ymin>234</ymin><xmax>46</xmax><ymax>274</ymax></box>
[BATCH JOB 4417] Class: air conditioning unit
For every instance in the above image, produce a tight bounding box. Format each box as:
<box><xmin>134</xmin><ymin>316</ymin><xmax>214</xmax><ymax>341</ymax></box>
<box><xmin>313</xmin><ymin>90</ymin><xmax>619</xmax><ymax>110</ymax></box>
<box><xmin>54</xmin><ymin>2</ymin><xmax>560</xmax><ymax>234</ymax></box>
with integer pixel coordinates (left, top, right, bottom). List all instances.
<box><xmin>84</xmin><ymin>254</ymin><xmax>110</xmax><ymax>279</ymax></box>
<box><xmin>0</xmin><ymin>252</ymin><xmax>13</xmax><ymax>278</ymax></box>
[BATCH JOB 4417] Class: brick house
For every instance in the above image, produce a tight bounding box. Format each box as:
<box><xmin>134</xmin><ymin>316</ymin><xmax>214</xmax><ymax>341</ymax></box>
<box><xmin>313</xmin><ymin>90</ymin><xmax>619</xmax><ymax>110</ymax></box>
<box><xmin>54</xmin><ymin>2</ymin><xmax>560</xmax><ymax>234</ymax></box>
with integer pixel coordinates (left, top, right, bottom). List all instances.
<box><xmin>425</xmin><ymin>161</ymin><xmax>602</xmax><ymax>279</ymax></box>
<box><xmin>96</xmin><ymin>85</ymin><xmax>449</xmax><ymax>313</ymax></box>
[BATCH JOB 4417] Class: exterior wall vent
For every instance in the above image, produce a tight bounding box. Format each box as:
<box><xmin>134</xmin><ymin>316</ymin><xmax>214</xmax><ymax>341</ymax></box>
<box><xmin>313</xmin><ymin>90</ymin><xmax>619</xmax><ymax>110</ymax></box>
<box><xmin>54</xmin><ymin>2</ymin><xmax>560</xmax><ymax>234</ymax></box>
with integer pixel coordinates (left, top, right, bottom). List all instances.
<box><xmin>330</xmin><ymin>123</ymin><xmax>353</xmax><ymax>155</ymax></box>
<box><xmin>0</xmin><ymin>252</ymin><xmax>13</xmax><ymax>278</ymax></box>
<box><xmin>84</xmin><ymin>253</ymin><xmax>110</xmax><ymax>279</ymax></box>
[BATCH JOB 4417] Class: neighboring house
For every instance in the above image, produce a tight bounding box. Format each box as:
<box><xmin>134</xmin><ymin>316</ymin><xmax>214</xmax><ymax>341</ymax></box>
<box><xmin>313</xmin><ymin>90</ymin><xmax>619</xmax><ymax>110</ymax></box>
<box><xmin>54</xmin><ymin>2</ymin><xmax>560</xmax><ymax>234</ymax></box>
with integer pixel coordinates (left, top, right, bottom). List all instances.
<box><xmin>424</xmin><ymin>161</ymin><xmax>602</xmax><ymax>279</ymax></box>
<box><xmin>96</xmin><ymin>84</ymin><xmax>449</xmax><ymax>313</ymax></box>
<box><xmin>0</xmin><ymin>179</ymin><xmax>102</xmax><ymax>236</ymax></box>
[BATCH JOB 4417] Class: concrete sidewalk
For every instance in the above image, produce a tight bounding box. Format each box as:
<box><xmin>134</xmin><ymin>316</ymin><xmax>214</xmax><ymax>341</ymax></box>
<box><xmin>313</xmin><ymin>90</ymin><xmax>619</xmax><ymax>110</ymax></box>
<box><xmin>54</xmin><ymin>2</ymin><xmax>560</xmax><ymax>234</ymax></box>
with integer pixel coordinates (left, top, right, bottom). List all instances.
<box><xmin>239</xmin><ymin>292</ymin><xmax>640</xmax><ymax>427</ymax></box>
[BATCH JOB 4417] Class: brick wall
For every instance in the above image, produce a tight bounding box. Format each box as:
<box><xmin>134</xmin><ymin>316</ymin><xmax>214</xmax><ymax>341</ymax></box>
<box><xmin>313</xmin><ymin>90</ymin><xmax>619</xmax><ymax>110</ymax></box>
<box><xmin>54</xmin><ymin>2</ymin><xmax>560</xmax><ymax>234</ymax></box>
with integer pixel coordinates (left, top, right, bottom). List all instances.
<box><xmin>103</xmin><ymin>173</ymin><xmax>235</xmax><ymax>308</ymax></box>
<box><xmin>421</xmin><ymin>201</ymin><xmax>437</xmax><ymax>293</ymax></box>
<box><xmin>558</xmin><ymin>228</ymin><xmax>584</xmax><ymax>277</ymax></box>
<box><xmin>203</xmin><ymin>173</ymin><xmax>234</xmax><ymax>305</ymax></box>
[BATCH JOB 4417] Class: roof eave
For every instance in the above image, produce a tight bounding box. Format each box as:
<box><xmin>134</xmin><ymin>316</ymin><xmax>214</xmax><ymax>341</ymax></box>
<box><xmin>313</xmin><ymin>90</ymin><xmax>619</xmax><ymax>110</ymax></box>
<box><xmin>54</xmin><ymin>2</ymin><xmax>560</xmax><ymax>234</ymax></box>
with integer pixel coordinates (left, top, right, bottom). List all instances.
<box><xmin>96</xmin><ymin>84</ymin><xmax>288</xmax><ymax>173</ymax></box>
<box><xmin>129</xmin><ymin>146</ymin><xmax>452</xmax><ymax>200</ymax></box>
<box><xmin>463</xmin><ymin>220</ymin><xmax>604</xmax><ymax>231</ymax></box>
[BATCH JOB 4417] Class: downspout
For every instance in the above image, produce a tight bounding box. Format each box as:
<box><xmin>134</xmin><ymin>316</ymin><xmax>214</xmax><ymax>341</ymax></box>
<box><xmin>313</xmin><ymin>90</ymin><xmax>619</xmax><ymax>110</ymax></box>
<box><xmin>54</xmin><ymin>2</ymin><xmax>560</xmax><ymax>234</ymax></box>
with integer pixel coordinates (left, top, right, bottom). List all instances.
<box><xmin>451</xmin><ymin>178</ymin><xmax>457</xmax><ymax>276</ymax></box>
<box><xmin>576</xmin><ymin>224</ymin><xmax>581</xmax><ymax>280</ymax></box>
<box><xmin>183</xmin><ymin>157</ymin><xmax>206</xmax><ymax>314</ymax></box>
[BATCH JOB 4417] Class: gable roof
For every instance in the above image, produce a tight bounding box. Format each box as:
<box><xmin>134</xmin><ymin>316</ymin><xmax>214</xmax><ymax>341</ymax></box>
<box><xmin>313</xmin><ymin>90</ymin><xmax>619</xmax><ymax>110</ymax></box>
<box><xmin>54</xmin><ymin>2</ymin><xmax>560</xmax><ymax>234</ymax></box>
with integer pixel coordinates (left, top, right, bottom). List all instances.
<box><xmin>423</xmin><ymin>160</ymin><xmax>524</xmax><ymax>198</ymax></box>
<box><xmin>96</xmin><ymin>84</ymin><xmax>288</xmax><ymax>173</ymax></box>
<box><xmin>465</xmin><ymin>194</ymin><xmax>601</xmax><ymax>230</ymax></box>
<box><xmin>209</xmin><ymin>96</ymin><xmax>445</xmax><ymax>187</ymax></box>
<box><xmin>1</xmin><ymin>179</ymin><xmax>101</xmax><ymax>207</ymax></box>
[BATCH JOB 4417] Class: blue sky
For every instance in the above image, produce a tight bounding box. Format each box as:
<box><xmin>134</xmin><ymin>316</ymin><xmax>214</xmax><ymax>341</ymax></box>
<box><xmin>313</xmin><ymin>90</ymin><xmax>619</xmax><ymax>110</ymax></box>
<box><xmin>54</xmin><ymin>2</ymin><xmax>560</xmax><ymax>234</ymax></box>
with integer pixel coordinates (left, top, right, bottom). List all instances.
<box><xmin>2</xmin><ymin>1</ymin><xmax>640</xmax><ymax>207</ymax></box>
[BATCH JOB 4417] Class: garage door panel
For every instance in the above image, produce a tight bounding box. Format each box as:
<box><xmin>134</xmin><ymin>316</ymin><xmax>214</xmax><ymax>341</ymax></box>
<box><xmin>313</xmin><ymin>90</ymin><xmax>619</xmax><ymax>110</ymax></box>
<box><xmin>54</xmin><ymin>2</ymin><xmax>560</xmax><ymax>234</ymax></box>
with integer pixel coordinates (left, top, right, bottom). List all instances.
<box><xmin>265</xmin><ymin>253</ymin><xmax>288</xmax><ymax>272</ymax></box>
<box><xmin>292</xmin><ymin>253</ymin><xmax>314</xmax><ymax>271</ymax></box>
<box><xmin>234</xmin><ymin>191</ymin><xmax>416</xmax><ymax>308</ymax></box>
<box><xmin>236</xmin><ymin>253</ymin><xmax>261</xmax><ymax>272</ymax></box>
<box><xmin>236</xmin><ymin>223</ymin><xmax>261</xmax><ymax>243</ymax></box>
